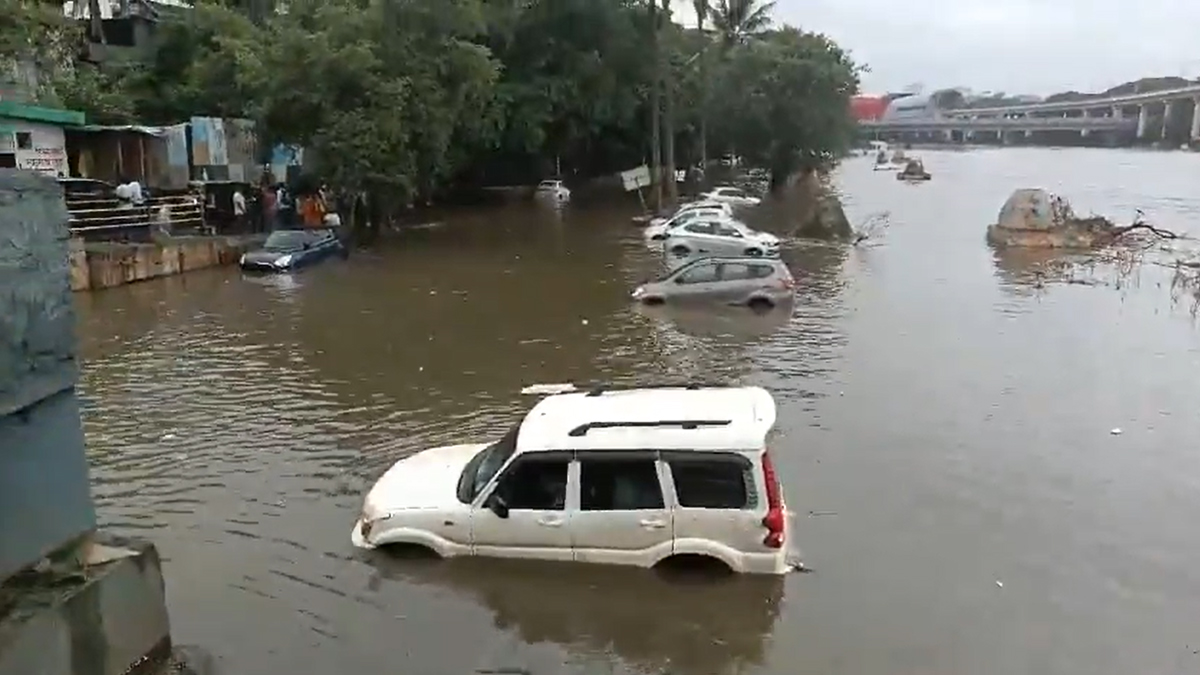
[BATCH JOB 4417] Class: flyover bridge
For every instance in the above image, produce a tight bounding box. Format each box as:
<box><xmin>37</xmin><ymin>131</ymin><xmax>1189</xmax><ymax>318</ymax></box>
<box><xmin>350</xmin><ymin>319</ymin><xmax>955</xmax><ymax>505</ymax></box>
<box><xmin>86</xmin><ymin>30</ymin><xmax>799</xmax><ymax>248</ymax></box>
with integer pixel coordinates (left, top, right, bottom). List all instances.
<box><xmin>863</xmin><ymin>83</ymin><xmax>1200</xmax><ymax>141</ymax></box>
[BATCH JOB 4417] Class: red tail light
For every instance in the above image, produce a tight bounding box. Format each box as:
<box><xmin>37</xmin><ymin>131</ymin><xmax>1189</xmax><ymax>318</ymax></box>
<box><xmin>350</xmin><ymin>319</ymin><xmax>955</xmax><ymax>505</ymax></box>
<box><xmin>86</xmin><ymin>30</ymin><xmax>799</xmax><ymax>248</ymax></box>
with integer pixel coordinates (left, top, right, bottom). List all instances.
<box><xmin>760</xmin><ymin>451</ymin><xmax>785</xmax><ymax>548</ymax></box>
<box><xmin>777</xmin><ymin>277</ymin><xmax>796</xmax><ymax>290</ymax></box>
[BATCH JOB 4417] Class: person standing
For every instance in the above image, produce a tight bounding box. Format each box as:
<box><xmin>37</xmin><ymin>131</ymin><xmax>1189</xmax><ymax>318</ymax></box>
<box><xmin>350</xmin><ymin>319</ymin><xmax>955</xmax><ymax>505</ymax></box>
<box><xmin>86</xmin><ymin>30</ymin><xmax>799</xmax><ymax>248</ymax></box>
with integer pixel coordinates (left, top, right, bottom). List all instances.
<box><xmin>232</xmin><ymin>187</ymin><xmax>247</xmax><ymax>230</ymax></box>
<box><xmin>276</xmin><ymin>182</ymin><xmax>295</xmax><ymax>229</ymax></box>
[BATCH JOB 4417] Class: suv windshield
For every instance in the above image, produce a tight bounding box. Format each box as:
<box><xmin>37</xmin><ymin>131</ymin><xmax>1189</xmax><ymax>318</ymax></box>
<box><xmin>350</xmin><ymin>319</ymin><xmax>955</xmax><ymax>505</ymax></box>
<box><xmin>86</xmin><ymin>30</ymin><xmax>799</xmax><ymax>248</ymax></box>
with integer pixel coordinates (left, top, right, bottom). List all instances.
<box><xmin>456</xmin><ymin>425</ymin><xmax>519</xmax><ymax>504</ymax></box>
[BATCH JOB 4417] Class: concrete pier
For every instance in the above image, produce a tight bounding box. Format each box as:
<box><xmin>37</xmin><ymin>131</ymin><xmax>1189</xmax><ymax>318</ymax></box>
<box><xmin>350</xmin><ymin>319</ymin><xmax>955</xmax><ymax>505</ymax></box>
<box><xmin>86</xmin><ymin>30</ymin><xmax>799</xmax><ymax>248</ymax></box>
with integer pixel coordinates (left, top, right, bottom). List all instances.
<box><xmin>0</xmin><ymin>170</ymin><xmax>177</xmax><ymax>674</ymax></box>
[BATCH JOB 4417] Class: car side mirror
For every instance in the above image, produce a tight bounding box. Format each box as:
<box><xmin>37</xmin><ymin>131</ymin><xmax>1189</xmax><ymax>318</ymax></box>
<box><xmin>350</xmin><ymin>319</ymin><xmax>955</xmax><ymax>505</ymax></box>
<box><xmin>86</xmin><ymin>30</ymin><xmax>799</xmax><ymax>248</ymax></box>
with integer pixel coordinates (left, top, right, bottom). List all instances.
<box><xmin>487</xmin><ymin>493</ymin><xmax>510</xmax><ymax>519</ymax></box>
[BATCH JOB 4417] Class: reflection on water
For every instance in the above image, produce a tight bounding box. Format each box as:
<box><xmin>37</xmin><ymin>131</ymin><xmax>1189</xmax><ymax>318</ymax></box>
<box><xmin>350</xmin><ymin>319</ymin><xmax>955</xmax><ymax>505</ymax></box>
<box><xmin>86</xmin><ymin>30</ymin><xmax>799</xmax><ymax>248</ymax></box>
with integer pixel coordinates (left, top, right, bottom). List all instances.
<box><xmin>367</xmin><ymin>555</ymin><xmax>783</xmax><ymax>675</ymax></box>
<box><xmin>78</xmin><ymin>149</ymin><xmax>1200</xmax><ymax>675</ymax></box>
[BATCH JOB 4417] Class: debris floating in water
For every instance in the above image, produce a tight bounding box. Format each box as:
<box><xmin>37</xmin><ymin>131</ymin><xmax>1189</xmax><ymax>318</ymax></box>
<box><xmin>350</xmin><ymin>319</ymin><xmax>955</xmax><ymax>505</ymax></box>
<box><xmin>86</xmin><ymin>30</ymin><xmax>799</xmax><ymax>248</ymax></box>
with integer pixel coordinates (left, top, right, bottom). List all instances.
<box><xmin>520</xmin><ymin>383</ymin><xmax>578</xmax><ymax>395</ymax></box>
<box><xmin>995</xmin><ymin>580</ymin><xmax>1004</xmax><ymax>588</ymax></box>
<box><xmin>1110</xmin><ymin>428</ymin><xmax>1123</xmax><ymax>436</ymax></box>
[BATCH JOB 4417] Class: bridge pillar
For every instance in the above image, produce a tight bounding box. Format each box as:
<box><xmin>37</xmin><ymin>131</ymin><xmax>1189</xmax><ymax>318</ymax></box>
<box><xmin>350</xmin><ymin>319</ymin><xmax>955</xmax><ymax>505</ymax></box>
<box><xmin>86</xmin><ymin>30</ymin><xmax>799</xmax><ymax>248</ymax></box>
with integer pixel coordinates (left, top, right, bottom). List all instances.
<box><xmin>1136</xmin><ymin>105</ymin><xmax>1148</xmax><ymax>139</ymax></box>
<box><xmin>1191</xmin><ymin>98</ymin><xmax>1200</xmax><ymax>141</ymax></box>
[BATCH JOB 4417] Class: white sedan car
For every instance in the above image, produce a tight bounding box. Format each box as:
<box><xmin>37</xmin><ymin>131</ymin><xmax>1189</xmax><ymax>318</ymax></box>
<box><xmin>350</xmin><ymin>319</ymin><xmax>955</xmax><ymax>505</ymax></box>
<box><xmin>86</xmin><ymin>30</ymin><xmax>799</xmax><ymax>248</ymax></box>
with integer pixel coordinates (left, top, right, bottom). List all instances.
<box><xmin>700</xmin><ymin>186</ymin><xmax>762</xmax><ymax>207</ymax></box>
<box><xmin>643</xmin><ymin>206</ymin><xmax>738</xmax><ymax>241</ymax></box>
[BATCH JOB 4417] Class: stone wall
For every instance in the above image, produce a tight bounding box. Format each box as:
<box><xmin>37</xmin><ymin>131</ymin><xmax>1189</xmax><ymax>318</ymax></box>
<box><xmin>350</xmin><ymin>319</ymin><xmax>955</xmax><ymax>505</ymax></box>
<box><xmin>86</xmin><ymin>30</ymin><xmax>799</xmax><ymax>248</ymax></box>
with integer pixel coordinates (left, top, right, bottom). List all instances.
<box><xmin>71</xmin><ymin>235</ymin><xmax>266</xmax><ymax>291</ymax></box>
<box><xmin>0</xmin><ymin>170</ymin><xmax>96</xmax><ymax>583</ymax></box>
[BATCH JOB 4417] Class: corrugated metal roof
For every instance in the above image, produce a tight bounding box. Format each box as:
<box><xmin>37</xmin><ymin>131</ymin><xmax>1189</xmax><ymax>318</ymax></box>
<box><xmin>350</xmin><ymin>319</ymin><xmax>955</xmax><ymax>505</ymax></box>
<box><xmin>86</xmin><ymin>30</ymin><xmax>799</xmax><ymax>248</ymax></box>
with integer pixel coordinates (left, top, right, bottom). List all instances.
<box><xmin>76</xmin><ymin>124</ymin><xmax>168</xmax><ymax>135</ymax></box>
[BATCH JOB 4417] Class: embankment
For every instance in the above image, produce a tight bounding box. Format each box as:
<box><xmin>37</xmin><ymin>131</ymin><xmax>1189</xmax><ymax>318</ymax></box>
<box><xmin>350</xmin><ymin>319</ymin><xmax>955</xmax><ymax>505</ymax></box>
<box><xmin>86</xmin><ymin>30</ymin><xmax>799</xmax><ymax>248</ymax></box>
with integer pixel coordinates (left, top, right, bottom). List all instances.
<box><xmin>69</xmin><ymin>235</ymin><xmax>267</xmax><ymax>292</ymax></box>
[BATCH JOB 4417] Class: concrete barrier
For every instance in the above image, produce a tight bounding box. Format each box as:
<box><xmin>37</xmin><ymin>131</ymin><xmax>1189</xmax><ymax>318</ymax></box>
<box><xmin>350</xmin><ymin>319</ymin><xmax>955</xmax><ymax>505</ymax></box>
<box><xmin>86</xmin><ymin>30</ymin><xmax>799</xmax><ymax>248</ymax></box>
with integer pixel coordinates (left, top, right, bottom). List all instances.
<box><xmin>1</xmin><ymin>169</ymin><xmax>179</xmax><ymax>675</ymax></box>
<box><xmin>0</xmin><ymin>538</ymin><xmax>172</xmax><ymax>675</ymax></box>
<box><xmin>70</xmin><ymin>235</ymin><xmax>267</xmax><ymax>291</ymax></box>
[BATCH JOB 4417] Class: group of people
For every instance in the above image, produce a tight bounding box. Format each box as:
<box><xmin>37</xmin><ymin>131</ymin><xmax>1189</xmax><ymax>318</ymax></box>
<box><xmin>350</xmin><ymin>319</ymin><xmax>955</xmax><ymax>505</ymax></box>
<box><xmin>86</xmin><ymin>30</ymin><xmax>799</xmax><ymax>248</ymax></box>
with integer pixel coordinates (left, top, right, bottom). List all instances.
<box><xmin>250</xmin><ymin>176</ymin><xmax>337</xmax><ymax>231</ymax></box>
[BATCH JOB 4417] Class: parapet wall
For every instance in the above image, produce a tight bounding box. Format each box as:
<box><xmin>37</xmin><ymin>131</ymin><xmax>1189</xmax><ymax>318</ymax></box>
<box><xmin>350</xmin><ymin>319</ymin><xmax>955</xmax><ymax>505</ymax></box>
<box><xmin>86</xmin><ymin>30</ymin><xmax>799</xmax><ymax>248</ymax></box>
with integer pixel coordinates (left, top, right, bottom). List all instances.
<box><xmin>0</xmin><ymin>170</ymin><xmax>96</xmax><ymax>583</ymax></box>
<box><xmin>70</xmin><ymin>235</ymin><xmax>265</xmax><ymax>291</ymax></box>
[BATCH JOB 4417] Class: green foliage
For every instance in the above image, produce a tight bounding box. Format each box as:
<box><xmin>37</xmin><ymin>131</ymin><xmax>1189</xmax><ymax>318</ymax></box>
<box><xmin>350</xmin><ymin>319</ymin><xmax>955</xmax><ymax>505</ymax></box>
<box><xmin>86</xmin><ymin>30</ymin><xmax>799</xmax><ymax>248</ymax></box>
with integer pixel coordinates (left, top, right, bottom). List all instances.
<box><xmin>711</xmin><ymin>0</ymin><xmax>775</xmax><ymax>47</ymax></box>
<box><xmin>15</xmin><ymin>0</ymin><xmax>861</xmax><ymax>204</ymax></box>
<box><xmin>708</xmin><ymin>27</ymin><xmax>861</xmax><ymax>184</ymax></box>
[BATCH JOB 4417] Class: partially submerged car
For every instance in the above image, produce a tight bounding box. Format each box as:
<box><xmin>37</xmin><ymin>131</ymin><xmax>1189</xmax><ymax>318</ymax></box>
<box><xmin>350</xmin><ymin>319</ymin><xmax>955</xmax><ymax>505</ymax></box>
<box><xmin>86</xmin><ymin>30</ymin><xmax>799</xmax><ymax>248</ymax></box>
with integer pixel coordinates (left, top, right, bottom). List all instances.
<box><xmin>662</xmin><ymin>219</ymin><xmax>780</xmax><ymax>258</ymax></box>
<box><xmin>643</xmin><ymin>206</ymin><xmax>736</xmax><ymax>241</ymax></box>
<box><xmin>239</xmin><ymin>228</ymin><xmax>346</xmax><ymax>272</ymax></box>
<box><xmin>631</xmin><ymin>256</ymin><xmax>795</xmax><ymax>310</ymax></box>
<box><xmin>535</xmin><ymin>179</ymin><xmax>571</xmax><ymax>202</ymax></box>
<box><xmin>700</xmin><ymin>186</ymin><xmax>761</xmax><ymax>207</ymax></box>
<box><xmin>353</xmin><ymin>383</ymin><xmax>801</xmax><ymax>575</ymax></box>
<box><xmin>655</xmin><ymin>199</ymin><xmax>733</xmax><ymax>221</ymax></box>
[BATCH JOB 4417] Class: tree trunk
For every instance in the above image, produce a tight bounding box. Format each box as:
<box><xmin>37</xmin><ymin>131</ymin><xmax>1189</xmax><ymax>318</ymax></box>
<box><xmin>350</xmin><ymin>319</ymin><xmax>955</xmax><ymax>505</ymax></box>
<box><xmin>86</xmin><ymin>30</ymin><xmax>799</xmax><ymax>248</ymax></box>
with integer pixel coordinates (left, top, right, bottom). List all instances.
<box><xmin>648</xmin><ymin>0</ymin><xmax>662</xmax><ymax>211</ymax></box>
<box><xmin>662</xmin><ymin>0</ymin><xmax>677</xmax><ymax>206</ymax></box>
<box><xmin>87</xmin><ymin>0</ymin><xmax>105</xmax><ymax>43</ymax></box>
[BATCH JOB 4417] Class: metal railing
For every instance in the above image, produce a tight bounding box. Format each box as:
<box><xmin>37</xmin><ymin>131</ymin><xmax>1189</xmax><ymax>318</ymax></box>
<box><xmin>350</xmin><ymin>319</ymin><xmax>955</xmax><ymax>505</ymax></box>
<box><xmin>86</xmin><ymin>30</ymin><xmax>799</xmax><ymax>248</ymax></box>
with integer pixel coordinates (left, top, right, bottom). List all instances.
<box><xmin>66</xmin><ymin>194</ymin><xmax>204</xmax><ymax>240</ymax></box>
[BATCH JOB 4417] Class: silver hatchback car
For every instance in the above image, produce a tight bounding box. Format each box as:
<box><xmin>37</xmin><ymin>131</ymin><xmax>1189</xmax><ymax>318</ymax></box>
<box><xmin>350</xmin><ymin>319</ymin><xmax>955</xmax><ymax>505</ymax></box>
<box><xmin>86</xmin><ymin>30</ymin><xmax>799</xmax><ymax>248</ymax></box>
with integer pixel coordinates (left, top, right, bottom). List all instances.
<box><xmin>631</xmin><ymin>256</ymin><xmax>796</xmax><ymax>309</ymax></box>
<box><xmin>662</xmin><ymin>219</ymin><xmax>781</xmax><ymax>258</ymax></box>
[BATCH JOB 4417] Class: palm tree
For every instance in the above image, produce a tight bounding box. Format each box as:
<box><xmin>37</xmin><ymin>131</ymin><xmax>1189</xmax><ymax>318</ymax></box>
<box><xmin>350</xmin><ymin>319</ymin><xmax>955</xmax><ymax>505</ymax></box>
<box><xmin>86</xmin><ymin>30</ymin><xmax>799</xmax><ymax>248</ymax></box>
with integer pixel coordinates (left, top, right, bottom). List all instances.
<box><xmin>711</xmin><ymin>0</ymin><xmax>775</xmax><ymax>46</ymax></box>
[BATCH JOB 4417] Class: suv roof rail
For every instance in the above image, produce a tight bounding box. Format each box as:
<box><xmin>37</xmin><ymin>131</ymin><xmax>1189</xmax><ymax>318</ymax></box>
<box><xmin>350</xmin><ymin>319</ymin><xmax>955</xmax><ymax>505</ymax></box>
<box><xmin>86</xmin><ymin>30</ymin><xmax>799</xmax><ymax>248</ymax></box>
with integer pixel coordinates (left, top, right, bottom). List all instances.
<box><xmin>583</xmin><ymin>382</ymin><xmax>731</xmax><ymax>397</ymax></box>
<box><xmin>568</xmin><ymin>419</ymin><xmax>732</xmax><ymax>437</ymax></box>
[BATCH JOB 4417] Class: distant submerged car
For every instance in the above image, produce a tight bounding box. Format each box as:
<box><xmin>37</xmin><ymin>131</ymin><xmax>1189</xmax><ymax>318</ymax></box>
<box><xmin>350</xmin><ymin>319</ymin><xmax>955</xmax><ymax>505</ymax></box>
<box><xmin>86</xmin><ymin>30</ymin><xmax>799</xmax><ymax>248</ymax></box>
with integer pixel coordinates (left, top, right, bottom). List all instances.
<box><xmin>699</xmin><ymin>186</ymin><xmax>762</xmax><ymax>207</ymax></box>
<box><xmin>535</xmin><ymin>179</ymin><xmax>571</xmax><ymax>203</ymax></box>
<box><xmin>240</xmin><ymin>228</ymin><xmax>346</xmax><ymax>272</ymax></box>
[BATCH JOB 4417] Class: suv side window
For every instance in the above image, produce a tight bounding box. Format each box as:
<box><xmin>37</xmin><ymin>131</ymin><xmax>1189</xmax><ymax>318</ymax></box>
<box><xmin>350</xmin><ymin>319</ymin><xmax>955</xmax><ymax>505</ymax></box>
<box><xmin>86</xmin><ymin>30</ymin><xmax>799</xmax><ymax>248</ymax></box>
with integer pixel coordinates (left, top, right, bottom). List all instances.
<box><xmin>665</xmin><ymin>453</ymin><xmax>753</xmax><ymax>509</ymax></box>
<box><xmin>675</xmin><ymin>263</ymin><xmax>719</xmax><ymax>284</ymax></box>
<box><xmin>683</xmin><ymin>222</ymin><xmax>715</xmax><ymax>235</ymax></box>
<box><xmin>751</xmin><ymin>264</ymin><xmax>777</xmax><ymax>279</ymax></box>
<box><xmin>495</xmin><ymin>456</ymin><xmax>569</xmax><ymax>510</ymax></box>
<box><xmin>579</xmin><ymin>456</ymin><xmax>664</xmax><ymax>510</ymax></box>
<box><xmin>716</xmin><ymin>225</ymin><xmax>743</xmax><ymax>238</ymax></box>
<box><xmin>718</xmin><ymin>262</ymin><xmax>753</xmax><ymax>281</ymax></box>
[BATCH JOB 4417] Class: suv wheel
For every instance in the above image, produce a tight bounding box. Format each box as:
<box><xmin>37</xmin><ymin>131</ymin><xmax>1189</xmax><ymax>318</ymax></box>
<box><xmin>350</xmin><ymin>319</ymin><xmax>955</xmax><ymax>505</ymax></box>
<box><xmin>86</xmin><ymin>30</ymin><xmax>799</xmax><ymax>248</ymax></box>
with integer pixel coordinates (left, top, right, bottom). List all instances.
<box><xmin>669</xmin><ymin>244</ymin><xmax>690</xmax><ymax>256</ymax></box>
<box><xmin>744</xmin><ymin>247</ymin><xmax>763</xmax><ymax>257</ymax></box>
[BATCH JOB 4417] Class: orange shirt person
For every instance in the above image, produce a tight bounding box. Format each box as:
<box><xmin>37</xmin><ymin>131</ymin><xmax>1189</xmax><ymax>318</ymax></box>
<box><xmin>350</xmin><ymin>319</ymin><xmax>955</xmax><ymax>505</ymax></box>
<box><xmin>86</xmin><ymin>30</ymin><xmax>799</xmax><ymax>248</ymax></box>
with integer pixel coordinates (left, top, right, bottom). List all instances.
<box><xmin>298</xmin><ymin>193</ymin><xmax>326</xmax><ymax>228</ymax></box>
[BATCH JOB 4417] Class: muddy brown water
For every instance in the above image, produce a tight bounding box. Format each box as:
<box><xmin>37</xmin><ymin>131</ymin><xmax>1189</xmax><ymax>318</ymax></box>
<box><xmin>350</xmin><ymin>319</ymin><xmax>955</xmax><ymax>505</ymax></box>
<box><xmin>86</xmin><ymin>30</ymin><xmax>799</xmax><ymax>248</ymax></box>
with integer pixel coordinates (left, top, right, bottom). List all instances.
<box><xmin>78</xmin><ymin>148</ymin><xmax>1200</xmax><ymax>675</ymax></box>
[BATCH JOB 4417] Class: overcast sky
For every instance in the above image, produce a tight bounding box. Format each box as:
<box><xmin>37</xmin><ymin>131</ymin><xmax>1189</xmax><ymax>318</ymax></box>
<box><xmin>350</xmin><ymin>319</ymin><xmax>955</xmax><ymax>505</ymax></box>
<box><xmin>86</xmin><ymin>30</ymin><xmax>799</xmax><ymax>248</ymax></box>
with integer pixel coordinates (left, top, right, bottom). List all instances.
<box><xmin>673</xmin><ymin>0</ymin><xmax>1200</xmax><ymax>96</ymax></box>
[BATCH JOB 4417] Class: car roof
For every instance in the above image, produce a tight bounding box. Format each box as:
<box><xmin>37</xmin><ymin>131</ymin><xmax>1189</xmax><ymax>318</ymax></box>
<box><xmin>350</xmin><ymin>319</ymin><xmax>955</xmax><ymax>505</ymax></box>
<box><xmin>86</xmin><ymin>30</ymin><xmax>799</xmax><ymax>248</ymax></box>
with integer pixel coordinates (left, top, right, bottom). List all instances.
<box><xmin>517</xmin><ymin>386</ymin><xmax>777</xmax><ymax>452</ymax></box>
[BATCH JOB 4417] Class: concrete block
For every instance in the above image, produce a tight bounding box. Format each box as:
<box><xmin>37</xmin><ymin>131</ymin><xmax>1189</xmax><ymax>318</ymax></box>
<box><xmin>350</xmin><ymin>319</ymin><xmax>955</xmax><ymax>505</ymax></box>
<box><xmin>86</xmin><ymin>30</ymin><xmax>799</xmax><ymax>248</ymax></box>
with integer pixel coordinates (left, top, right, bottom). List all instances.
<box><xmin>0</xmin><ymin>170</ymin><xmax>77</xmax><ymax>417</ymax></box>
<box><xmin>0</xmin><ymin>390</ymin><xmax>96</xmax><ymax>582</ymax></box>
<box><xmin>0</xmin><ymin>537</ymin><xmax>172</xmax><ymax>675</ymax></box>
<box><xmin>68</xmin><ymin>238</ymin><xmax>90</xmax><ymax>292</ymax></box>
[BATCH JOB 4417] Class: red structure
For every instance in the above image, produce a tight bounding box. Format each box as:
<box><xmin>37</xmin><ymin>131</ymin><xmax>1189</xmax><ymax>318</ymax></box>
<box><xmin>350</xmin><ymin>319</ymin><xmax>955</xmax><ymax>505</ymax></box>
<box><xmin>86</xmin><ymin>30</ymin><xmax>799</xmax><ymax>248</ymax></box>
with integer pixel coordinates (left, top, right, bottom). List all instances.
<box><xmin>850</xmin><ymin>95</ymin><xmax>889</xmax><ymax>122</ymax></box>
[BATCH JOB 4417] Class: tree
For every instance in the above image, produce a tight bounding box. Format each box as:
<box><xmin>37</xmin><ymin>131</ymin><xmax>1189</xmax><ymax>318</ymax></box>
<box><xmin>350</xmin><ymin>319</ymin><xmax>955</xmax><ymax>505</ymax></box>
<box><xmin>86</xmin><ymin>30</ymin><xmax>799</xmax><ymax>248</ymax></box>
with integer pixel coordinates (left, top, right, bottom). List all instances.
<box><xmin>709</xmin><ymin>27</ymin><xmax>860</xmax><ymax>188</ymax></box>
<box><xmin>931</xmin><ymin>88</ymin><xmax>966</xmax><ymax>110</ymax></box>
<box><xmin>711</xmin><ymin>0</ymin><xmax>775</xmax><ymax>47</ymax></box>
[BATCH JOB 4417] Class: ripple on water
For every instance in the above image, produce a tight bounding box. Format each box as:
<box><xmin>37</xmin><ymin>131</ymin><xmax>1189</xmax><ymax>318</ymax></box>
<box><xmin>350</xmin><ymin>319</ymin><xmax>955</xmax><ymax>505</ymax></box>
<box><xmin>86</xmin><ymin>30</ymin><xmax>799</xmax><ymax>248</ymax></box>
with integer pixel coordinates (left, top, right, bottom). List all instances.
<box><xmin>75</xmin><ymin>150</ymin><xmax>1200</xmax><ymax>675</ymax></box>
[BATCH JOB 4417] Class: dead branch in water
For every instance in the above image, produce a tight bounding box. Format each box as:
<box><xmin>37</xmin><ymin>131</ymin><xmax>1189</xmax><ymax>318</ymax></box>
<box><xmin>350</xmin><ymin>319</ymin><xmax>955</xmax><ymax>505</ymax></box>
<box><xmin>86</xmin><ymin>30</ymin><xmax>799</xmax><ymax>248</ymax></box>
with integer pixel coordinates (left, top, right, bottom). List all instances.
<box><xmin>1108</xmin><ymin>210</ymin><xmax>1180</xmax><ymax>240</ymax></box>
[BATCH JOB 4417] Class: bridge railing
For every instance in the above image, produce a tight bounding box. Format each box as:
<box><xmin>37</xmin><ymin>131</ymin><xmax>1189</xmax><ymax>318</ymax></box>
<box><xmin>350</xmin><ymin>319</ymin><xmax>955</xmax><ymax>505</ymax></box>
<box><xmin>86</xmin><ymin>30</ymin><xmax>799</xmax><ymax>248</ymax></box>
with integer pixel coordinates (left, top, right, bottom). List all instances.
<box><xmin>860</xmin><ymin>117</ymin><xmax>1137</xmax><ymax>131</ymax></box>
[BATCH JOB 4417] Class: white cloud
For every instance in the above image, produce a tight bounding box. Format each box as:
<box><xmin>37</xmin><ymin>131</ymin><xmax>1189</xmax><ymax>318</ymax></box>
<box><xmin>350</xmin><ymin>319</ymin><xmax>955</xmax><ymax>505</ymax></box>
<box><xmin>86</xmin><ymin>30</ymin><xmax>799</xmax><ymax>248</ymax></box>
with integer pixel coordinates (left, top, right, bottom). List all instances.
<box><xmin>679</xmin><ymin>0</ymin><xmax>1200</xmax><ymax>95</ymax></box>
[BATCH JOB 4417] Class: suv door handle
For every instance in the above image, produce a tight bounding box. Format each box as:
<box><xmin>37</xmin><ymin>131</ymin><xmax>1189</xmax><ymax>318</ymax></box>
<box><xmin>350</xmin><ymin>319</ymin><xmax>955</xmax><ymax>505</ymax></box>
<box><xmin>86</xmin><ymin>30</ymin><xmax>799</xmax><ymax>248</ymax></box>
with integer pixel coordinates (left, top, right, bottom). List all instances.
<box><xmin>538</xmin><ymin>517</ymin><xmax>564</xmax><ymax>527</ymax></box>
<box><xmin>639</xmin><ymin>519</ymin><xmax>667</xmax><ymax>529</ymax></box>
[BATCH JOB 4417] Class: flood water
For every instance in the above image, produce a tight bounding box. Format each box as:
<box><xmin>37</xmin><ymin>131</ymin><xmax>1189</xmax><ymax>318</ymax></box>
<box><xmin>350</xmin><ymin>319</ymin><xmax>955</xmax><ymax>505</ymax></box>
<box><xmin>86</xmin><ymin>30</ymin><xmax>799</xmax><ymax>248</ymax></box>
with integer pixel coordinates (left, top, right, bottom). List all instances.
<box><xmin>77</xmin><ymin>148</ymin><xmax>1200</xmax><ymax>675</ymax></box>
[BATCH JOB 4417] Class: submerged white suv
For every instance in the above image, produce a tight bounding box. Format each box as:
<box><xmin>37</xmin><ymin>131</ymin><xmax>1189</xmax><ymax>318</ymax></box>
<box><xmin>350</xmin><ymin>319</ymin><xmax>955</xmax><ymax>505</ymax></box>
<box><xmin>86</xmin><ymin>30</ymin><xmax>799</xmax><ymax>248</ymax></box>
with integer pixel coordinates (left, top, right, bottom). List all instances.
<box><xmin>352</xmin><ymin>384</ymin><xmax>800</xmax><ymax>575</ymax></box>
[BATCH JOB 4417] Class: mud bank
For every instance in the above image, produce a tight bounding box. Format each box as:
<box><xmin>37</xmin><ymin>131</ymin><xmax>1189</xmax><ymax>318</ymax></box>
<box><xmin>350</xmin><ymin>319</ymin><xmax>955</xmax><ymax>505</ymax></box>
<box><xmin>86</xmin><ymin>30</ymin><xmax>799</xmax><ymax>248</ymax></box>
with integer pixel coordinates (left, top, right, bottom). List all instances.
<box><xmin>70</xmin><ymin>235</ymin><xmax>267</xmax><ymax>292</ymax></box>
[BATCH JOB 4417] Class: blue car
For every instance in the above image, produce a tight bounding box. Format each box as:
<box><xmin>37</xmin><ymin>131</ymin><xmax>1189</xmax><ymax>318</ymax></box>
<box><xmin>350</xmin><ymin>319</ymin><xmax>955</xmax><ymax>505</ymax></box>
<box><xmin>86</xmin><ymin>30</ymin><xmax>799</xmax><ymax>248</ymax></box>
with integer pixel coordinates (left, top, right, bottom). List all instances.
<box><xmin>240</xmin><ymin>228</ymin><xmax>347</xmax><ymax>272</ymax></box>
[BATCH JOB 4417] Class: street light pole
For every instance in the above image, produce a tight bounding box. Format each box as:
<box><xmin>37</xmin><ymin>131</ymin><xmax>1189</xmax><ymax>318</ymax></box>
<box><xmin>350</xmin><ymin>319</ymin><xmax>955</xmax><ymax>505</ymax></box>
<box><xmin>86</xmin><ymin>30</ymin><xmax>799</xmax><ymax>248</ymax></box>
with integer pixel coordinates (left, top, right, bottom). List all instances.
<box><xmin>662</xmin><ymin>0</ymin><xmax>677</xmax><ymax>206</ymax></box>
<box><xmin>648</xmin><ymin>0</ymin><xmax>663</xmax><ymax>211</ymax></box>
